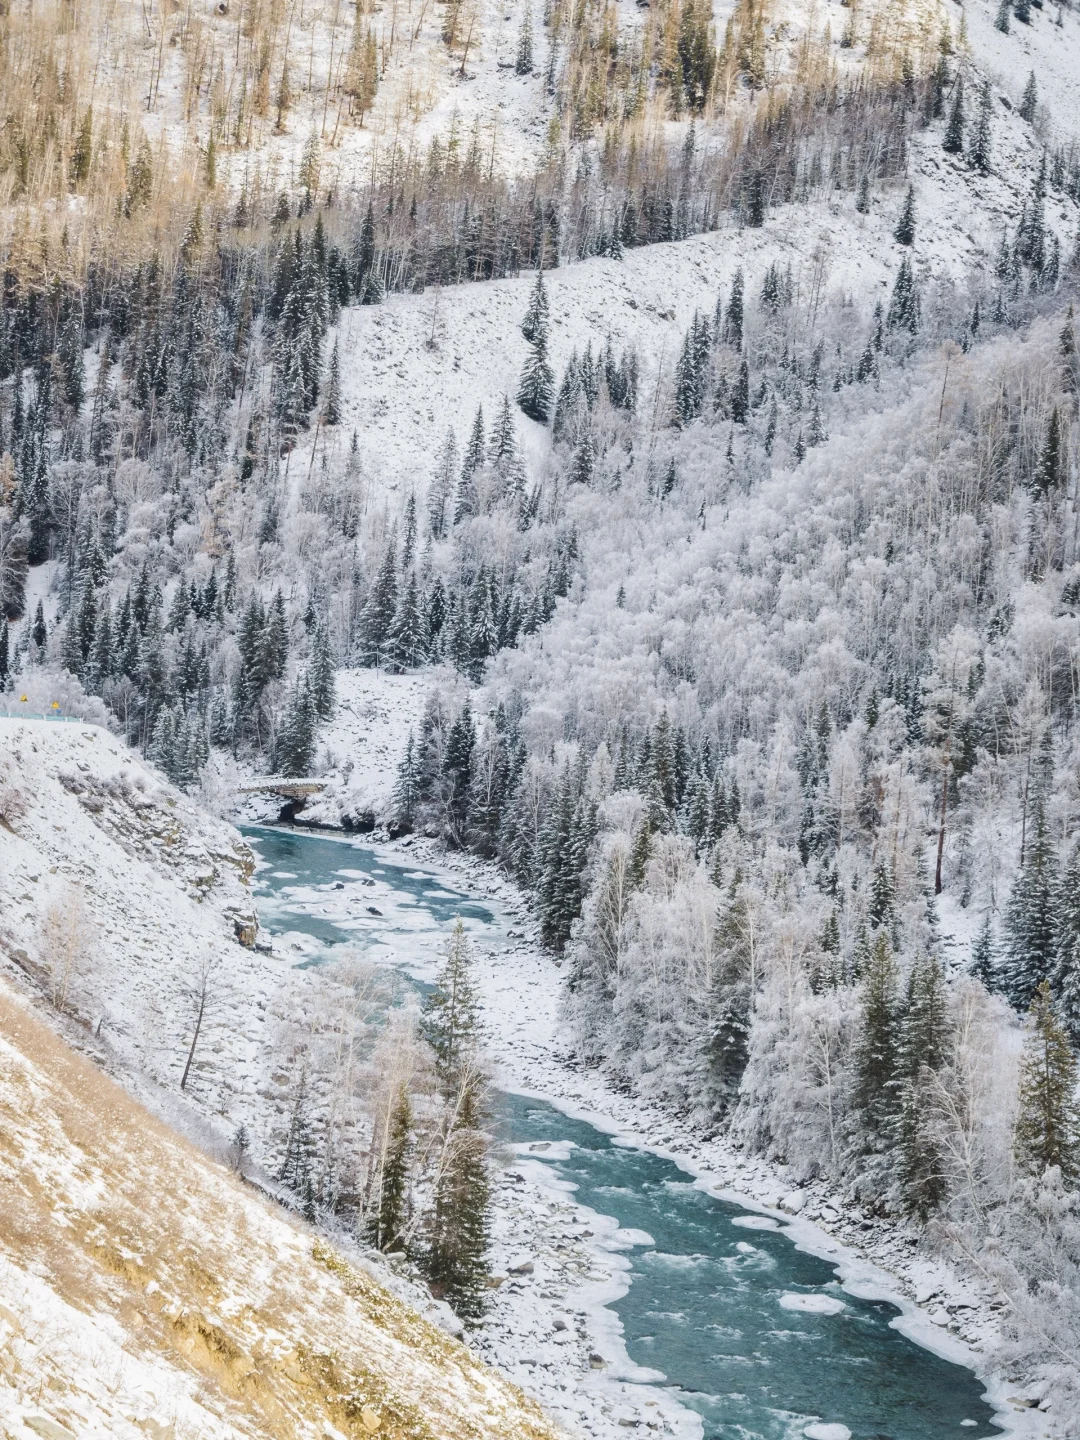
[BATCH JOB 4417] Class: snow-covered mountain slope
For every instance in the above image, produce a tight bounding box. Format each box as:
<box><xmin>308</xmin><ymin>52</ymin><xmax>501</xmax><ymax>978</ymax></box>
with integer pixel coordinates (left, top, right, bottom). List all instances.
<box><xmin>0</xmin><ymin>717</ymin><xmax>263</xmax><ymax>1079</ymax></box>
<box><xmin>0</xmin><ymin>977</ymin><xmax>558</xmax><ymax>1440</ymax></box>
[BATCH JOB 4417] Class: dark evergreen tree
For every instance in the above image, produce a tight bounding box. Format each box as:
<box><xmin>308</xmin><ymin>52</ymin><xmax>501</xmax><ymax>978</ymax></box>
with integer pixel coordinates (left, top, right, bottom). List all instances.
<box><xmin>517</xmin><ymin>324</ymin><xmax>555</xmax><ymax>423</ymax></box>
<box><xmin>1014</xmin><ymin>982</ymin><xmax>1080</xmax><ymax>1185</ymax></box>
<box><xmin>894</xmin><ymin>185</ymin><xmax>916</xmax><ymax>246</ymax></box>
<box><xmin>722</xmin><ymin>268</ymin><xmax>744</xmax><ymax>350</ymax></box>
<box><xmin>324</xmin><ymin>339</ymin><xmax>342</xmax><ymax>424</ymax></box>
<box><xmin>1050</xmin><ymin>842</ymin><xmax>1080</xmax><ymax>1046</ymax></box>
<box><xmin>361</xmin><ymin>544</ymin><xmax>398</xmax><ymax>666</ymax></box>
<box><xmin>943</xmin><ymin>74</ymin><xmax>965</xmax><ymax>154</ymax></box>
<box><xmin>897</xmin><ymin>953</ymin><xmax>951</xmax><ymax>1218</ymax></box>
<box><xmin>392</xmin><ymin>731</ymin><xmax>421</xmax><ymax>830</ymax></box>
<box><xmin>423</xmin><ymin>1070</ymin><xmax>490</xmax><ymax>1320</ymax></box>
<box><xmin>971</xmin><ymin>915</ymin><xmax>998</xmax><ymax>989</ymax></box>
<box><xmin>520</xmin><ymin>269</ymin><xmax>549</xmax><ymax>343</ymax></box>
<box><xmin>390</xmin><ymin>571</ymin><xmax>426</xmax><ymax>669</ymax></box>
<box><xmin>1033</xmin><ymin>407</ymin><xmax>1065</xmax><ymax>495</ymax></box>
<box><xmin>968</xmin><ymin>80</ymin><xmax>993</xmax><ymax>176</ymax></box>
<box><xmin>1002</xmin><ymin>801</ymin><xmax>1060</xmax><ymax>1012</ymax></box>
<box><xmin>309</xmin><ymin>622</ymin><xmax>336</xmax><ymax>718</ymax></box>
<box><xmin>886</xmin><ymin>255</ymin><xmax>920</xmax><ymax>334</ymax></box>
<box><xmin>274</xmin><ymin>681</ymin><xmax>318</xmax><ymax>775</ymax></box>
<box><xmin>422</xmin><ymin>919</ymin><xmax>483</xmax><ymax>1087</ymax></box>
<box><xmin>367</xmin><ymin>1086</ymin><xmax>413</xmax><ymax>1251</ymax></box>
<box><xmin>853</xmin><ymin>932</ymin><xmax>901</xmax><ymax>1145</ymax></box>
<box><xmin>515</xmin><ymin>6</ymin><xmax>533</xmax><ymax>74</ymax></box>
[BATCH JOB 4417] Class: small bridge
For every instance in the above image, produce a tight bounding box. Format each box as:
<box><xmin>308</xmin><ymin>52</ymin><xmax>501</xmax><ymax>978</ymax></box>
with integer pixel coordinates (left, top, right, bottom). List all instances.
<box><xmin>237</xmin><ymin>778</ymin><xmax>328</xmax><ymax>801</ymax></box>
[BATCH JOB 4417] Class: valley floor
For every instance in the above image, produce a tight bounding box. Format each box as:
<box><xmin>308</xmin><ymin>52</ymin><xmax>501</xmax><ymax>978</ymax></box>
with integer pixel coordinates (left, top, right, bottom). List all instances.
<box><xmin>247</xmin><ymin>815</ymin><xmax>1052</xmax><ymax>1440</ymax></box>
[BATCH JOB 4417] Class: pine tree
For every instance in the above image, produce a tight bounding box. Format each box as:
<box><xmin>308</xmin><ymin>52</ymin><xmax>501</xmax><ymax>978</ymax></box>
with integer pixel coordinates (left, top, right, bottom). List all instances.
<box><xmin>423</xmin><ymin>919</ymin><xmax>482</xmax><ymax>1088</ymax></box>
<box><xmin>275</xmin><ymin>681</ymin><xmax>318</xmax><ymax>776</ymax></box>
<box><xmin>1014</xmin><ymin>982</ymin><xmax>1080</xmax><ymax>1185</ymax></box>
<box><xmin>362</xmin><ymin>545</ymin><xmax>398</xmax><ymax>666</ymax></box>
<box><xmin>518</xmin><ymin>325</ymin><xmax>555</xmax><ymax>423</ymax></box>
<box><xmin>853</xmin><ymin>932</ymin><xmax>901</xmax><ymax>1144</ymax></box>
<box><xmin>971</xmin><ymin>915</ymin><xmax>998</xmax><ymax>989</ymax></box>
<box><xmin>886</xmin><ymin>255</ymin><xmax>921</xmax><ymax>334</ymax></box>
<box><xmin>367</xmin><ymin>1085</ymin><xmax>413</xmax><ymax>1251</ymax></box>
<box><xmin>731</xmin><ymin>358</ymin><xmax>750</xmax><ymax>423</ymax></box>
<box><xmin>1060</xmin><ymin>304</ymin><xmax>1077</xmax><ymax>394</ymax></box>
<box><xmin>324</xmin><ymin>340</ymin><xmax>342</xmax><ymax>424</ymax></box>
<box><xmin>0</xmin><ymin>620</ymin><xmax>8</xmax><ymax>686</ymax></box>
<box><xmin>968</xmin><ymin>81</ymin><xmax>993</xmax><ymax>176</ymax></box>
<box><xmin>392</xmin><ymin>732</ymin><xmax>421</xmax><ymax>830</ymax></box>
<box><xmin>943</xmin><ymin>74</ymin><xmax>965</xmax><ymax>154</ymax></box>
<box><xmin>31</xmin><ymin>600</ymin><xmax>47</xmax><ymax>650</ymax></box>
<box><xmin>1025</xmin><ymin>72</ymin><xmax>1042</xmax><ymax>124</ymax></box>
<box><xmin>1002</xmin><ymin>801</ymin><xmax>1060</xmax><ymax>1012</ymax></box>
<box><xmin>855</xmin><ymin>172</ymin><xmax>871</xmax><ymax>214</ymax></box>
<box><xmin>520</xmin><ymin>269</ymin><xmax>549</xmax><ymax>343</ymax></box>
<box><xmin>429</xmin><ymin>429</ymin><xmax>458</xmax><ymax>538</ymax></box>
<box><xmin>994</xmin><ymin>0</ymin><xmax>1010</xmax><ymax>32</ymax></box>
<box><xmin>1050</xmin><ymin>841</ymin><xmax>1080</xmax><ymax>1046</ymax></box>
<box><xmin>71</xmin><ymin>106</ymin><xmax>93</xmax><ymax>185</ymax></box>
<box><xmin>515</xmin><ymin>6</ymin><xmax>533</xmax><ymax>73</ymax></box>
<box><xmin>423</xmin><ymin>1070</ymin><xmax>490</xmax><ymax>1319</ymax></box>
<box><xmin>1032</xmin><ymin>407</ymin><xmax>1065</xmax><ymax>496</ymax></box>
<box><xmin>723</xmin><ymin>269</ymin><xmax>744</xmax><ymax>350</ymax></box>
<box><xmin>309</xmin><ymin>623</ymin><xmax>336</xmax><ymax>718</ymax></box>
<box><xmin>391</xmin><ymin>571</ymin><xmax>427</xmax><ymax>669</ymax></box>
<box><xmin>744</xmin><ymin>167</ymin><xmax>766</xmax><ymax>227</ymax></box>
<box><xmin>894</xmin><ymin>186</ymin><xmax>916</xmax><ymax>246</ymax></box>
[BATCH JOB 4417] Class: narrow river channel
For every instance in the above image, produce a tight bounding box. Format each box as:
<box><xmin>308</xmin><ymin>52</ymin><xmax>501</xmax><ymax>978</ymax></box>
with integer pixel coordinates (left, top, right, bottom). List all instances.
<box><xmin>243</xmin><ymin>823</ymin><xmax>1005</xmax><ymax>1440</ymax></box>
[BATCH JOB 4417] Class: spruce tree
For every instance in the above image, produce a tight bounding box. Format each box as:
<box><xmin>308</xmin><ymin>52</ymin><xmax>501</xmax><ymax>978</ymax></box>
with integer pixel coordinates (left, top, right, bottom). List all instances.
<box><xmin>853</xmin><ymin>932</ymin><xmax>901</xmax><ymax>1144</ymax></box>
<box><xmin>518</xmin><ymin>325</ymin><xmax>555</xmax><ymax>423</ymax></box>
<box><xmin>968</xmin><ymin>81</ymin><xmax>993</xmax><ymax>176</ymax></box>
<box><xmin>423</xmin><ymin>919</ymin><xmax>483</xmax><ymax>1088</ymax></box>
<box><xmin>1014</xmin><ymin>982</ymin><xmax>1080</xmax><ymax>1185</ymax></box>
<box><xmin>515</xmin><ymin>6</ymin><xmax>533</xmax><ymax>73</ymax></box>
<box><xmin>971</xmin><ymin>915</ymin><xmax>998</xmax><ymax>989</ymax></box>
<box><xmin>520</xmin><ymin>269</ymin><xmax>549</xmax><ymax>343</ymax></box>
<box><xmin>723</xmin><ymin>269</ymin><xmax>744</xmax><ymax>350</ymax></box>
<box><xmin>429</xmin><ymin>429</ymin><xmax>457</xmax><ymax>538</ymax></box>
<box><xmin>886</xmin><ymin>255</ymin><xmax>921</xmax><ymax>334</ymax></box>
<box><xmin>424</xmin><ymin>1070</ymin><xmax>490</xmax><ymax>1319</ymax></box>
<box><xmin>943</xmin><ymin>75</ymin><xmax>965</xmax><ymax>154</ymax></box>
<box><xmin>362</xmin><ymin>545</ymin><xmax>398</xmax><ymax>666</ymax></box>
<box><xmin>275</xmin><ymin>681</ymin><xmax>318</xmax><ymax>775</ymax></box>
<box><xmin>391</xmin><ymin>572</ymin><xmax>427</xmax><ymax>669</ymax></box>
<box><xmin>392</xmin><ymin>732</ymin><xmax>421</xmax><ymax>829</ymax></box>
<box><xmin>31</xmin><ymin>600</ymin><xmax>47</xmax><ymax>650</ymax></box>
<box><xmin>1025</xmin><ymin>70</ymin><xmax>1042</xmax><ymax>123</ymax></box>
<box><xmin>1032</xmin><ymin>408</ymin><xmax>1065</xmax><ymax>496</ymax></box>
<box><xmin>1002</xmin><ymin>801</ymin><xmax>1060</xmax><ymax>1012</ymax></box>
<box><xmin>367</xmin><ymin>1086</ymin><xmax>413</xmax><ymax>1251</ymax></box>
<box><xmin>324</xmin><ymin>339</ymin><xmax>342</xmax><ymax>424</ymax></box>
<box><xmin>309</xmin><ymin>623</ymin><xmax>336</xmax><ymax>718</ymax></box>
<box><xmin>894</xmin><ymin>186</ymin><xmax>916</xmax><ymax>246</ymax></box>
<box><xmin>994</xmin><ymin>0</ymin><xmax>1010</xmax><ymax>32</ymax></box>
<box><xmin>898</xmin><ymin>953</ymin><xmax>953</xmax><ymax>1219</ymax></box>
<box><xmin>1050</xmin><ymin>841</ymin><xmax>1080</xmax><ymax>1045</ymax></box>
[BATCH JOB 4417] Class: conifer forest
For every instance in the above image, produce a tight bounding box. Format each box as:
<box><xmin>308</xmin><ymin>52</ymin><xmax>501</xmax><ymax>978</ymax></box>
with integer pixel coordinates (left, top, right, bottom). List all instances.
<box><xmin>3</xmin><ymin>0</ymin><xmax>1080</xmax><ymax>1429</ymax></box>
